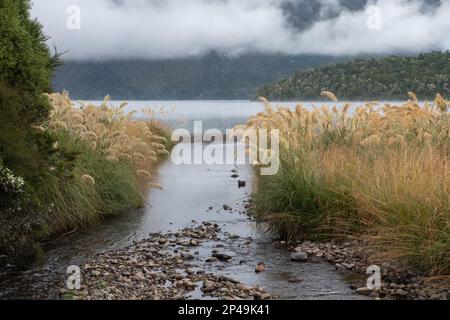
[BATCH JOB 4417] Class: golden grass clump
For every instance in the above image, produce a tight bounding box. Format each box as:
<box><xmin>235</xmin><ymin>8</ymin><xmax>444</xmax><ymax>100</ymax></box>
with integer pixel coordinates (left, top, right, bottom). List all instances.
<box><xmin>321</xmin><ymin>90</ymin><xmax>339</xmax><ymax>102</ymax></box>
<box><xmin>81</xmin><ymin>174</ymin><xmax>95</xmax><ymax>186</ymax></box>
<box><xmin>45</xmin><ymin>92</ymin><xmax>170</xmax><ymax>189</ymax></box>
<box><xmin>243</xmin><ymin>92</ymin><xmax>450</xmax><ymax>275</ymax></box>
<box><xmin>34</xmin><ymin>92</ymin><xmax>172</xmax><ymax>234</ymax></box>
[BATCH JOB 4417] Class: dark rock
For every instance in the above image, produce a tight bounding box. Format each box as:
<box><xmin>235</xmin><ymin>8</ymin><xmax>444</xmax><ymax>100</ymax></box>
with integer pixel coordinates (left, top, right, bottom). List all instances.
<box><xmin>212</xmin><ymin>253</ymin><xmax>233</xmax><ymax>261</ymax></box>
<box><xmin>356</xmin><ymin>287</ymin><xmax>373</xmax><ymax>296</ymax></box>
<box><xmin>290</xmin><ymin>252</ymin><xmax>308</xmax><ymax>262</ymax></box>
<box><xmin>395</xmin><ymin>289</ymin><xmax>408</xmax><ymax>298</ymax></box>
<box><xmin>255</xmin><ymin>262</ymin><xmax>266</xmax><ymax>273</ymax></box>
<box><xmin>202</xmin><ymin>280</ymin><xmax>216</xmax><ymax>293</ymax></box>
<box><xmin>219</xmin><ymin>276</ymin><xmax>240</xmax><ymax>284</ymax></box>
<box><xmin>288</xmin><ymin>277</ymin><xmax>304</xmax><ymax>284</ymax></box>
<box><xmin>335</xmin><ymin>263</ymin><xmax>347</xmax><ymax>272</ymax></box>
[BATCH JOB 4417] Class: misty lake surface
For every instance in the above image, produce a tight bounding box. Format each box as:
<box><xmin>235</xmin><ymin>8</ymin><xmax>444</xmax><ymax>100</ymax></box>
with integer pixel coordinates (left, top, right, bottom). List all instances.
<box><xmin>84</xmin><ymin>99</ymin><xmax>394</xmax><ymax>132</ymax></box>
<box><xmin>2</xmin><ymin>100</ymin><xmax>370</xmax><ymax>300</ymax></box>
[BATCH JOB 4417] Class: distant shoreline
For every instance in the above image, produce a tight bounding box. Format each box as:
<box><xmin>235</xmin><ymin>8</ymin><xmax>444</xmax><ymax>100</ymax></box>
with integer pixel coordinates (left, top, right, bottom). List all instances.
<box><xmin>69</xmin><ymin>97</ymin><xmax>430</xmax><ymax>103</ymax></box>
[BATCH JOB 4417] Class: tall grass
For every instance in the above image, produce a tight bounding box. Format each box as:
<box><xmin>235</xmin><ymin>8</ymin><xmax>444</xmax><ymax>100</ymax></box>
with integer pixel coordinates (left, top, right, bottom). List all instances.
<box><xmin>37</xmin><ymin>130</ymin><xmax>143</xmax><ymax>234</ymax></box>
<box><xmin>244</xmin><ymin>94</ymin><xmax>449</xmax><ymax>275</ymax></box>
<box><xmin>38</xmin><ymin>92</ymin><xmax>171</xmax><ymax>234</ymax></box>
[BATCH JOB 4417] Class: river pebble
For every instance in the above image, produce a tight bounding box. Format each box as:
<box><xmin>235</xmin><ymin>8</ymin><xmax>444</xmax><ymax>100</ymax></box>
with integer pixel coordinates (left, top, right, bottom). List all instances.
<box><xmin>291</xmin><ymin>240</ymin><xmax>450</xmax><ymax>300</ymax></box>
<box><xmin>61</xmin><ymin>223</ymin><xmax>271</xmax><ymax>300</ymax></box>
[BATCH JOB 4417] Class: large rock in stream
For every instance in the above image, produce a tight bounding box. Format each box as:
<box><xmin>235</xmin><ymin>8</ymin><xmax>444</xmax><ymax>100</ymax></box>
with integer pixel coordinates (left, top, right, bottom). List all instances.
<box><xmin>290</xmin><ymin>251</ymin><xmax>308</xmax><ymax>262</ymax></box>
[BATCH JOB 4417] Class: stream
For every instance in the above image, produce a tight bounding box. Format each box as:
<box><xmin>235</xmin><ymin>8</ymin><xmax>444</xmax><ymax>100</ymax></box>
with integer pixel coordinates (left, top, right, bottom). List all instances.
<box><xmin>1</xmin><ymin>101</ymin><xmax>366</xmax><ymax>300</ymax></box>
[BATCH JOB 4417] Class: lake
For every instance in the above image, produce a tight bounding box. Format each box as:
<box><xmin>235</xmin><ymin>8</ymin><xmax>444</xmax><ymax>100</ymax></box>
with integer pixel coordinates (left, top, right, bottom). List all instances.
<box><xmin>81</xmin><ymin>100</ymin><xmax>402</xmax><ymax>132</ymax></box>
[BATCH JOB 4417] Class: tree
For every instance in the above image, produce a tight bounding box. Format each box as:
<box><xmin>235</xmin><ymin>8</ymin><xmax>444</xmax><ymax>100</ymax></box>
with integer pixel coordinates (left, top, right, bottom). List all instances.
<box><xmin>0</xmin><ymin>0</ymin><xmax>52</xmax><ymax>95</ymax></box>
<box><xmin>0</xmin><ymin>0</ymin><xmax>56</xmax><ymax>267</ymax></box>
<box><xmin>0</xmin><ymin>0</ymin><xmax>54</xmax><ymax>176</ymax></box>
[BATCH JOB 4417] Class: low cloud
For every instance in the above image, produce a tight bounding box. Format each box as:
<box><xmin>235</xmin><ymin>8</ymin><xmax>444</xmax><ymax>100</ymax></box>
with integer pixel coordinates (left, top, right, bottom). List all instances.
<box><xmin>31</xmin><ymin>0</ymin><xmax>450</xmax><ymax>60</ymax></box>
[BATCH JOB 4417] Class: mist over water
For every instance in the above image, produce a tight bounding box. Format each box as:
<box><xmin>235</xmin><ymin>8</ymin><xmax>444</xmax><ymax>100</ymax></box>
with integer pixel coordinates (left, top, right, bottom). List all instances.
<box><xmin>81</xmin><ymin>100</ymin><xmax>405</xmax><ymax>132</ymax></box>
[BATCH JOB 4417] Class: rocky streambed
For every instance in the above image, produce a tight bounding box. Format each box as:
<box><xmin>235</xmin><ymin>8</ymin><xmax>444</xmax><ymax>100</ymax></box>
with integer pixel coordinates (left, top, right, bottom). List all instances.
<box><xmin>3</xmin><ymin>203</ymin><xmax>448</xmax><ymax>301</ymax></box>
<box><xmin>36</xmin><ymin>221</ymin><xmax>450</xmax><ymax>300</ymax></box>
<box><xmin>60</xmin><ymin>223</ymin><xmax>271</xmax><ymax>300</ymax></box>
<box><xmin>290</xmin><ymin>240</ymin><xmax>450</xmax><ymax>300</ymax></box>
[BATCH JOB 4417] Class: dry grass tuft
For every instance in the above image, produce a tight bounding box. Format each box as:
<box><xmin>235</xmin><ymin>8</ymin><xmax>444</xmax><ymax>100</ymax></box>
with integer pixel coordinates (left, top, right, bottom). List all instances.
<box><xmin>36</xmin><ymin>92</ymin><xmax>172</xmax><ymax>234</ymax></box>
<box><xmin>243</xmin><ymin>93</ymin><xmax>450</xmax><ymax>275</ymax></box>
<box><xmin>45</xmin><ymin>92</ymin><xmax>170</xmax><ymax>189</ymax></box>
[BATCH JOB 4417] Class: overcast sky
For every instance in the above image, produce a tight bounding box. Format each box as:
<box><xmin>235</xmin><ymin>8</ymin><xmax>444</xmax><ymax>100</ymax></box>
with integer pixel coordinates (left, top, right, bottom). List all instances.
<box><xmin>31</xmin><ymin>0</ymin><xmax>450</xmax><ymax>60</ymax></box>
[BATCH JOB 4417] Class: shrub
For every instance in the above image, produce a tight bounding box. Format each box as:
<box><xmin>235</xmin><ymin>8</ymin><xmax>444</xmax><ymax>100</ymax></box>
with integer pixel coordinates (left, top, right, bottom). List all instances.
<box><xmin>0</xmin><ymin>83</ymin><xmax>55</xmax><ymax>188</ymax></box>
<box><xmin>0</xmin><ymin>161</ymin><xmax>43</xmax><ymax>269</ymax></box>
<box><xmin>0</xmin><ymin>163</ymin><xmax>26</xmax><ymax>214</ymax></box>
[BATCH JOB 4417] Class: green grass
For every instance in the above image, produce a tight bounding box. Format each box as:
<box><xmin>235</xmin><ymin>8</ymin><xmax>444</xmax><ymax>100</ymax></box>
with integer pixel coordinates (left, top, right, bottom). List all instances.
<box><xmin>38</xmin><ymin>130</ymin><xmax>144</xmax><ymax>235</ymax></box>
<box><xmin>253</xmin><ymin>148</ymin><xmax>359</xmax><ymax>241</ymax></box>
<box><xmin>253</xmin><ymin>144</ymin><xmax>449</xmax><ymax>275</ymax></box>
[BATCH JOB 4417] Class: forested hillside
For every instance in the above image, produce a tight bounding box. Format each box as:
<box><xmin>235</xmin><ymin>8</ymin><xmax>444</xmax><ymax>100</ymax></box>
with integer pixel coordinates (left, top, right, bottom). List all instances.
<box><xmin>53</xmin><ymin>54</ymin><xmax>343</xmax><ymax>100</ymax></box>
<box><xmin>257</xmin><ymin>52</ymin><xmax>450</xmax><ymax>100</ymax></box>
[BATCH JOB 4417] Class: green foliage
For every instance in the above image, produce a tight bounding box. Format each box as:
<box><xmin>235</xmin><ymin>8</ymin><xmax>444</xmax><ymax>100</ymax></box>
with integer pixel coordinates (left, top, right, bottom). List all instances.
<box><xmin>0</xmin><ymin>161</ymin><xmax>26</xmax><ymax>214</ymax></box>
<box><xmin>0</xmin><ymin>0</ymin><xmax>56</xmax><ymax>268</ymax></box>
<box><xmin>0</xmin><ymin>0</ymin><xmax>54</xmax><ymax>188</ymax></box>
<box><xmin>0</xmin><ymin>0</ymin><xmax>52</xmax><ymax>94</ymax></box>
<box><xmin>0</xmin><ymin>159</ymin><xmax>43</xmax><ymax>269</ymax></box>
<box><xmin>258</xmin><ymin>52</ymin><xmax>450</xmax><ymax>101</ymax></box>
<box><xmin>0</xmin><ymin>83</ymin><xmax>54</xmax><ymax>182</ymax></box>
<box><xmin>253</xmin><ymin>152</ymin><xmax>324</xmax><ymax>240</ymax></box>
<box><xmin>0</xmin><ymin>83</ymin><xmax>53</xmax><ymax>269</ymax></box>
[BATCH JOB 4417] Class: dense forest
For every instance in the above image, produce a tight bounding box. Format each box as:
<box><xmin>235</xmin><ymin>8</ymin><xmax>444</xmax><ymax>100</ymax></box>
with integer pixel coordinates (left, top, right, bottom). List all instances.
<box><xmin>257</xmin><ymin>52</ymin><xmax>450</xmax><ymax>101</ymax></box>
<box><xmin>53</xmin><ymin>54</ymin><xmax>343</xmax><ymax>100</ymax></box>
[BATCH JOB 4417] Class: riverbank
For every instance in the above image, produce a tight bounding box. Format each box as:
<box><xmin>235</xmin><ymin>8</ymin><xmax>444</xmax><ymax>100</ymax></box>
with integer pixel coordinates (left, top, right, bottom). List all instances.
<box><xmin>1</xmin><ymin>144</ymin><xmax>366</xmax><ymax>300</ymax></box>
<box><xmin>291</xmin><ymin>240</ymin><xmax>450</xmax><ymax>300</ymax></box>
<box><xmin>5</xmin><ymin>217</ymin><xmax>448</xmax><ymax>300</ymax></box>
<box><xmin>1</xmin><ymin>93</ymin><xmax>172</xmax><ymax>270</ymax></box>
<box><xmin>2</xmin><ymin>193</ymin><xmax>448</xmax><ymax>300</ymax></box>
<box><xmin>61</xmin><ymin>221</ymin><xmax>450</xmax><ymax>300</ymax></box>
<box><xmin>245</xmin><ymin>96</ymin><xmax>449</xmax><ymax>279</ymax></box>
<box><xmin>1</xmin><ymin>95</ymin><xmax>448</xmax><ymax>299</ymax></box>
<box><xmin>68</xmin><ymin>230</ymin><xmax>449</xmax><ymax>300</ymax></box>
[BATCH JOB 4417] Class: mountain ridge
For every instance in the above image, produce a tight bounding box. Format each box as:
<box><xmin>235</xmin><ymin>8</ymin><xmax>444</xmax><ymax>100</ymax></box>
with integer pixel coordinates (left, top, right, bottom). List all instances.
<box><xmin>53</xmin><ymin>54</ymin><xmax>345</xmax><ymax>100</ymax></box>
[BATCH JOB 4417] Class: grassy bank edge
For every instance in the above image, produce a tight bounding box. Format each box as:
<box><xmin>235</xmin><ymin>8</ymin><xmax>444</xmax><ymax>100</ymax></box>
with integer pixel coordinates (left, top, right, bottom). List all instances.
<box><xmin>247</xmin><ymin>96</ymin><xmax>449</xmax><ymax>277</ymax></box>
<box><xmin>0</xmin><ymin>95</ymin><xmax>174</xmax><ymax>269</ymax></box>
